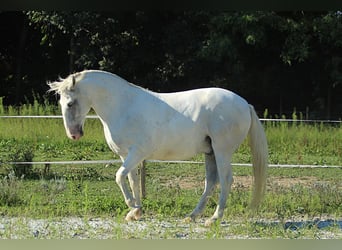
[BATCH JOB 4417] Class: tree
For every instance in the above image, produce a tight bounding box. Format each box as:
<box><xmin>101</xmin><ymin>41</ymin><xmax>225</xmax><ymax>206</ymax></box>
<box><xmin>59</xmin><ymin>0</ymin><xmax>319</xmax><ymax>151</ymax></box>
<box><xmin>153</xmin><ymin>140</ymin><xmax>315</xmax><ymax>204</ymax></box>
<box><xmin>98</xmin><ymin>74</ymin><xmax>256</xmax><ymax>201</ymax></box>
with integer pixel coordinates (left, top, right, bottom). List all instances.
<box><xmin>312</xmin><ymin>11</ymin><xmax>342</xmax><ymax>118</ymax></box>
<box><xmin>0</xmin><ymin>11</ymin><xmax>341</xmax><ymax>119</ymax></box>
<box><xmin>0</xmin><ymin>12</ymin><xmax>28</xmax><ymax>105</ymax></box>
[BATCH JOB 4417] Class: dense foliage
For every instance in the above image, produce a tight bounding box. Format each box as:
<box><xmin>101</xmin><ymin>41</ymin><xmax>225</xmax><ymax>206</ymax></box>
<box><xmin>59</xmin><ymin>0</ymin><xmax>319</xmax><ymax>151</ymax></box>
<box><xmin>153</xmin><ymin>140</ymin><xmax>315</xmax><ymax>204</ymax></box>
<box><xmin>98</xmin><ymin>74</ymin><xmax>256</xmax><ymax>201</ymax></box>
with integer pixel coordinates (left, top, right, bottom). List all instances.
<box><xmin>1</xmin><ymin>11</ymin><xmax>341</xmax><ymax>118</ymax></box>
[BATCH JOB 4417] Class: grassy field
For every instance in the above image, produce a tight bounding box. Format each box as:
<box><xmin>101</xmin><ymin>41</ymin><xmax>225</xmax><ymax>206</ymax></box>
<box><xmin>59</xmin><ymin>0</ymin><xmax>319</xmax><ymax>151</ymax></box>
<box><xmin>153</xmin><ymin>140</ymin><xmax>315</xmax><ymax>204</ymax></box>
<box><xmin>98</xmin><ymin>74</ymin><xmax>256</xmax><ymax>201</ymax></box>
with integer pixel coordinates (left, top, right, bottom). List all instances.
<box><xmin>0</xmin><ymin>101</ymin><xmax>341</xmax><ymax>238</ymax></box>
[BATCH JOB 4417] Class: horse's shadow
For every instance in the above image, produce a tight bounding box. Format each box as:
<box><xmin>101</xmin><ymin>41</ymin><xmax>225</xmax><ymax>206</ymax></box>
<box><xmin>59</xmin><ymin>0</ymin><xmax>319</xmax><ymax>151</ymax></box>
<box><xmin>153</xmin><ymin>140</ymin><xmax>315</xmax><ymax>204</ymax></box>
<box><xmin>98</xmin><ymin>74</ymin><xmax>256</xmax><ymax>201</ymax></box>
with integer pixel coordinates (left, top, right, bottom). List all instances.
<box><xmin>282</xmin><ymin>219</ymin><xmax>342</xmax><ymax>230</ymax></box>
<box><xmin>221</xmin><ymin>219</ymin><xmax>342</xmax><ymax>230</ymax></box>
<box><xmin>261</xmin><ymin>219</ymin><xmax>340</xmax><ymax>231</ymax></box>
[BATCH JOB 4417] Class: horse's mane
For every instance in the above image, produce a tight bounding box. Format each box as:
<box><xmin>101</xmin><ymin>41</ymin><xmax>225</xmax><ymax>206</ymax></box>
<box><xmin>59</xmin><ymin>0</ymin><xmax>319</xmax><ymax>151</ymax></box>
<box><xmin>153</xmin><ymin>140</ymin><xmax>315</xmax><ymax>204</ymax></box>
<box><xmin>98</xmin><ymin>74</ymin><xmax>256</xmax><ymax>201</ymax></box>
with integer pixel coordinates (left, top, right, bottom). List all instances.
<box><xmin>48</xmin><ymin>70</ymin><xmax>151</xmax><ymax>95</ymax></box>
<box><xmin>48</xmin><ymin>72</ymin><xmax>84</xmax><ymax>94</ymax></box>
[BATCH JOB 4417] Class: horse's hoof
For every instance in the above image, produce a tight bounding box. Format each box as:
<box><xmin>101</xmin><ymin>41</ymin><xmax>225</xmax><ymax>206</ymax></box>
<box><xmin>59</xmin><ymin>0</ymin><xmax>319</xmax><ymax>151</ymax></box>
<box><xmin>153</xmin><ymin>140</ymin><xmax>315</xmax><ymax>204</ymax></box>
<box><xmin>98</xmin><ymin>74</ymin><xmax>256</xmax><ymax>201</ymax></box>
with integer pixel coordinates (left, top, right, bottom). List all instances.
<box><xmin>132</xmin><ymin>207</ymin><xmax>142</xmax><ymax>220</ymax></box>
<box><xmin>183</xmin><ymin>216</ymin><xmax>195</xmax><ymax>223</ymax></box>
<box><xmin>204</xmin><ymin>218</ymin><xmax>217</xmax><ymax>227</ymax></box>
<box><xmin>125</xmin><ymin>207</ymin><xmax>142</xmax><ymax>221</ymax></box>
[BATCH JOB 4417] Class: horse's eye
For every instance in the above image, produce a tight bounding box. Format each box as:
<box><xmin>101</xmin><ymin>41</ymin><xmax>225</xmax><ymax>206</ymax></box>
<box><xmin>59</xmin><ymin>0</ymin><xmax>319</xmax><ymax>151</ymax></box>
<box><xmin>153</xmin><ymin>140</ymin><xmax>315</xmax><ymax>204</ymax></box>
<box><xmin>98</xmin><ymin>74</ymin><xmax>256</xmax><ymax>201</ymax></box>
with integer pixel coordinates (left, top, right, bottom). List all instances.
<box><xmin>67</xmin><ymin>101</ymin><xmax>73</xmax><ymax>108</ymax></box>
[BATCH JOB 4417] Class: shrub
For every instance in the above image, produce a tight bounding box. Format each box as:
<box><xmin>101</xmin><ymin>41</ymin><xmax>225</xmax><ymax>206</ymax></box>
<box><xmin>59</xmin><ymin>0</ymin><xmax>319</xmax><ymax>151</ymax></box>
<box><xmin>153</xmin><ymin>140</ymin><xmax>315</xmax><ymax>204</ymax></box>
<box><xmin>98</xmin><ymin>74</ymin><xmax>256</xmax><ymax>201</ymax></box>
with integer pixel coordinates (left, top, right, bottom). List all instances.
<box><xmin>8</xmin><ymin>144</ymin><xmax>35</xmax><ymax>177</ymax></box>
<box><xmin>0</xmin><ymin>171</ymin><xmax>24</xmax><ymax>206</ymax></box>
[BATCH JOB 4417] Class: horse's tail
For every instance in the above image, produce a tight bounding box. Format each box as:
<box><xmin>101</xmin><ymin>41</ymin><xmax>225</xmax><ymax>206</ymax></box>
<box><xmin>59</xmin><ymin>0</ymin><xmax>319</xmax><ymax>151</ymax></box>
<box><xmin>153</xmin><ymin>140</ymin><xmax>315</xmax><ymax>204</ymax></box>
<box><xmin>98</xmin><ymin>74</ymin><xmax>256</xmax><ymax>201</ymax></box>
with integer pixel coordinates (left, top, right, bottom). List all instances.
<box><xmin>248</xmin><ymin>105</ymin><xmax>268</xmax><ymax>209</ymax></box>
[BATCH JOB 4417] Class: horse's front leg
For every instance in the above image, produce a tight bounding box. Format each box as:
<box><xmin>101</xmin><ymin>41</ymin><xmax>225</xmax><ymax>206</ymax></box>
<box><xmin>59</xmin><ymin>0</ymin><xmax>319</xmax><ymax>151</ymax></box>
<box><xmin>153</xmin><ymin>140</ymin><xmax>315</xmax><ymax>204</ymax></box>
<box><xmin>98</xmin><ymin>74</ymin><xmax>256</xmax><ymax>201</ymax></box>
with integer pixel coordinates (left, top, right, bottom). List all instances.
<box><xmin>125</xmin><ymin>168</ymin><xmax>142</xmax><ymax>221</ymax></box>
<box><xmin>115</xmin><ymin>151</ymin><xmax>144</xmax><ymax>221</ymax></box>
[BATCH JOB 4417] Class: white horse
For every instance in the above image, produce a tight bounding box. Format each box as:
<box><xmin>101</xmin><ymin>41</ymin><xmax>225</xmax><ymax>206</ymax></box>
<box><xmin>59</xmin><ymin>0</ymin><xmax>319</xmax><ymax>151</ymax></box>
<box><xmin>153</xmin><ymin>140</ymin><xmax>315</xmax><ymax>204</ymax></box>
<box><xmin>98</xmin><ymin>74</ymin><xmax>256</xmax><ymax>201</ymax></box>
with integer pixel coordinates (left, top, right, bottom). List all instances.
<box><xmin>49</xmin><ymin>70</ymin><xmax>268</xmax><ymax>226</ymax></box>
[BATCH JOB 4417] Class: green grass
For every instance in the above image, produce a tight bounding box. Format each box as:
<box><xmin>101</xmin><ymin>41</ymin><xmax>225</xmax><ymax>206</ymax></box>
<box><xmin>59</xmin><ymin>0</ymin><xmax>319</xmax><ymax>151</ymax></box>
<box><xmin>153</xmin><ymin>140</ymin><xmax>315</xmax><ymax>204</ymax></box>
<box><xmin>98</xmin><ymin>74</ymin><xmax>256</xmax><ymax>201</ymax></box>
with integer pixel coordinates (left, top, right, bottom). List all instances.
<box><xmin>0</xmin><ymin>163</ymin><xmax>340</xmax><ymax>218</ymax></box>
<box><xmin>0</xmin><ymin>101</ymin><xmax>341</xmax><ymax>238</ymax></box>
<box><xmin>0</xmin><ymin>99</ymin><xmax>341</xmax><ymax>165</ymax></box>
<box><xmin>0</xmin><ymin>118</ymin><xmax>113</xmax><ymax>163</ymax></box>
<box><xmin>1</xmin><ymin>116</ymin><xmax>341</xmax><ymax>165</ymax></box>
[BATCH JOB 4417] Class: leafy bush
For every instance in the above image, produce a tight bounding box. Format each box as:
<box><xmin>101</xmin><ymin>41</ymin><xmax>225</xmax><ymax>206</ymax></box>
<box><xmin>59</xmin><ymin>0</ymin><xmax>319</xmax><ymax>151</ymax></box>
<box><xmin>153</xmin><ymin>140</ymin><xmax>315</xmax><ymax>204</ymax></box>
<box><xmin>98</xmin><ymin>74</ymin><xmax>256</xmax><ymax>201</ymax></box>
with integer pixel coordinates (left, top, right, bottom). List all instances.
<box><xmin>39</xmin><ymin>178</ymin><xmax>67</xmax><ymax>205</ymax></box>
<box><xmin>8</xmin><ymin>144</ymin><xmax>35</xmax><ymax>177</ymax></box>
<box><xmin>0</xmin><ymin>171</ymin><xmax>24</xmax><ymax>206</ymax></box>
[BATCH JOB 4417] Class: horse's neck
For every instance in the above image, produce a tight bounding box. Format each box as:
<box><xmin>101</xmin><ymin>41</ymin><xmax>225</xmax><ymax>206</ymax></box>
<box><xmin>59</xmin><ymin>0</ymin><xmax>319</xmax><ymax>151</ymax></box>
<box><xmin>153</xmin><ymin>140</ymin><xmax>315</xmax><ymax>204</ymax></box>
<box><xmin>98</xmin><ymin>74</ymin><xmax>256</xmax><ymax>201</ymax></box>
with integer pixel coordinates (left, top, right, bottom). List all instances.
<box><xmin>87</xmin><ymin>75</ymin><xmax>145</xmax><ymax>121</ymax></box>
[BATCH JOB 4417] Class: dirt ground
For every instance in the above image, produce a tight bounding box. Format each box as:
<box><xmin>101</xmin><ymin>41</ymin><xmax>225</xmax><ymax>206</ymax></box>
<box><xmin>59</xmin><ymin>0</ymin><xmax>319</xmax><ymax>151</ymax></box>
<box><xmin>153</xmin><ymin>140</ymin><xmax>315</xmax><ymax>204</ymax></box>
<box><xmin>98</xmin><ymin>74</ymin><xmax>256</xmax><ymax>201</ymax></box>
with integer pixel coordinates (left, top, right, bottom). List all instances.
<box><xmin>165</xmin><ymin>175</ymin><xmax>323</xmax><ymax>190</ymax></box>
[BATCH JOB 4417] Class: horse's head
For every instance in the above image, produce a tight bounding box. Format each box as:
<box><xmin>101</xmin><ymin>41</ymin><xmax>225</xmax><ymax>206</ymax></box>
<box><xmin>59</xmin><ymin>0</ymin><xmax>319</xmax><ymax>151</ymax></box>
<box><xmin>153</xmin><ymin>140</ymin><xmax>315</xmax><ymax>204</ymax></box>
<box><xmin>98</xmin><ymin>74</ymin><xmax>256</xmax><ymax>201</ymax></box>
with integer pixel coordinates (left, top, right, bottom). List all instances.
<box><xmin>48</xmin><ymin>73</ymin><xmax>91</xmax><ymax>140</ymax></box>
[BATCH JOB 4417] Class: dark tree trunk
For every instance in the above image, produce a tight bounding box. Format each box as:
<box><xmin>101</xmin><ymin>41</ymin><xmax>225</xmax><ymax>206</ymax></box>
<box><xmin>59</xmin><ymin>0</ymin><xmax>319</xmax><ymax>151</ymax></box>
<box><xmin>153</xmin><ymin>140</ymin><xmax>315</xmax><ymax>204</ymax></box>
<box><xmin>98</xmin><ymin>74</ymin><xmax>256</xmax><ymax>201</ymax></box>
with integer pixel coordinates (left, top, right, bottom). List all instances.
<box><xmin>326</xmin><ymin>84</ymin><xmax>332</xmax><ymax>120</ymax></box>
<box><xmin>69</xmin><ymin>36</ymin><xmax>75</xmax><ymax>73</ymax></box>
<box><xmin>15</xmin><ymin>18</ymin><xmax>28</xmax><ymax>104</ymax></box>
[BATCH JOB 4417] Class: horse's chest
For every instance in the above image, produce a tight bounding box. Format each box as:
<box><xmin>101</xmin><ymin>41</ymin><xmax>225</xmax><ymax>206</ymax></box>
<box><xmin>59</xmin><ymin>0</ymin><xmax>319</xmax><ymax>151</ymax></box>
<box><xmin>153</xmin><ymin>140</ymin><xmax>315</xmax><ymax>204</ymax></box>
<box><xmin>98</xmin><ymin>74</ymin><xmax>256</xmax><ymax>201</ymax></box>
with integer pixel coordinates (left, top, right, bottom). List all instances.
<box><xmin>103</xmin><ymin>124</ymin><xmax>128</xmax><ymax>156</ymax></box>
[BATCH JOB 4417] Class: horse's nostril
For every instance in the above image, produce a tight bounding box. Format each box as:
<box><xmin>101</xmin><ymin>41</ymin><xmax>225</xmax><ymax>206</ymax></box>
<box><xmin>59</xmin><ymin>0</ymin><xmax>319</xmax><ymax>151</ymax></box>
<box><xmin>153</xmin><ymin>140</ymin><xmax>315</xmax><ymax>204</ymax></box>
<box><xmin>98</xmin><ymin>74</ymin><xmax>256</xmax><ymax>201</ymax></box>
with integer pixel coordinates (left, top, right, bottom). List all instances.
<box><xmin>71</xmin><ymin>135</ymin><xmax>76</xmax><ymax>140</ymax></box>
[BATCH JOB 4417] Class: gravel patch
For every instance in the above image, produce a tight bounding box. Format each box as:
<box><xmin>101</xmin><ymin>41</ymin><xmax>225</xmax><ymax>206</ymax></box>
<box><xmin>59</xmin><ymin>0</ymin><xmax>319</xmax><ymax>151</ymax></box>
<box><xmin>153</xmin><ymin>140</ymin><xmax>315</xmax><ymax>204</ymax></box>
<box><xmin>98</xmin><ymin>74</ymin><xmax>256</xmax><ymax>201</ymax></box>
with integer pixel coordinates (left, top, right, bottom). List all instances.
<box><xmin>0</xmin><ymin>216</ymin><xmax>341</xmax><ymax>239</ymax></box>
<box><xmin>0</xmin><ymin>217</ymin><xmax>208</xmax><ymax>239</ymax></box>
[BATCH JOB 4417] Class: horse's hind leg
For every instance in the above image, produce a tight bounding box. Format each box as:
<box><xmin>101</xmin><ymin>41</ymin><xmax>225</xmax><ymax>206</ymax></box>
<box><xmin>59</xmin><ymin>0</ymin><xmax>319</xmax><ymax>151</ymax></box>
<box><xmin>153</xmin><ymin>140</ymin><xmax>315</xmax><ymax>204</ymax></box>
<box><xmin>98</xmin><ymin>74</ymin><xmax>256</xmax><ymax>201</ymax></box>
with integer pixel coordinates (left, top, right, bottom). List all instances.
<box><xmin>205</xmin><ymin>150</ymin><xmax>234</xmax><ymax>227</ymax></box>
<box><xmin>186</xmin><ymin>152</ymin><xmax>218</xmax><ymax>222</ymax></box>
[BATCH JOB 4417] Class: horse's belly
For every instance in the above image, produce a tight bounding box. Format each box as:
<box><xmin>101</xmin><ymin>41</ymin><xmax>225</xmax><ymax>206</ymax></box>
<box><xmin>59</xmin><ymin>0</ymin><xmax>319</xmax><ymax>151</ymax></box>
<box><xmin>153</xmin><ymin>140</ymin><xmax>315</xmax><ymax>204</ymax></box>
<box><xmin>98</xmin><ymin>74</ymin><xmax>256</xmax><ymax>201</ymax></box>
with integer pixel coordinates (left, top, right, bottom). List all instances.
<box><xmin>149</xmin><ymin>136</ymin><xmax>211</xmax><ymax>160</ymax></box>
<box><xmin>149</xmin><ymin>149</ymin><xmax>197</xmax><ymax>160</ymax></box>
<box><xmin>150</xmin><ymin>149</ymin><xmax>195</xmax><ymax>160</ymax></box>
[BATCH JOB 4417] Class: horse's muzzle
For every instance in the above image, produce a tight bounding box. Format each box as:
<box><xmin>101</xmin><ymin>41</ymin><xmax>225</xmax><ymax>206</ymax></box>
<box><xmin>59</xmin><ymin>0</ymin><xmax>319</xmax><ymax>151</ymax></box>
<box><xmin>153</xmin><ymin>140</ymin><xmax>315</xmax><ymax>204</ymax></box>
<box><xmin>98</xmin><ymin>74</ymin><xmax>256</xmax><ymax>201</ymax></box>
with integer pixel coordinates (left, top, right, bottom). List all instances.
<box><xmin>68</xmin><ymin>126</ymin><xmax>84</xmax><ymax>140</ymax></box>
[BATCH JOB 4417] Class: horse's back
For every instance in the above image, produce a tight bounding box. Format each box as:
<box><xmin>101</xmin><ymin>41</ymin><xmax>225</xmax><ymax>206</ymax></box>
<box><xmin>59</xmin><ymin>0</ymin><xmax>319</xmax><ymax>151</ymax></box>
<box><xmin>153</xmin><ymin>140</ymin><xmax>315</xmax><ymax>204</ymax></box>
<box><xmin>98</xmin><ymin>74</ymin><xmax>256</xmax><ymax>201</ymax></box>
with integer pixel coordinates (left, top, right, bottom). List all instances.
<box><xmin>159</xmin><ymin>87</ymin><xmax>250</xmax><ymax>124</ymax></box>
<box><xmin>194</xmin><ymin>88</ymin><xmax>251</xmax><ymax>137</ymax></box>
<box><xmin>160</xmin><ymin>87</ymin><xmax>247</xmax><ymax>107</ymax></box>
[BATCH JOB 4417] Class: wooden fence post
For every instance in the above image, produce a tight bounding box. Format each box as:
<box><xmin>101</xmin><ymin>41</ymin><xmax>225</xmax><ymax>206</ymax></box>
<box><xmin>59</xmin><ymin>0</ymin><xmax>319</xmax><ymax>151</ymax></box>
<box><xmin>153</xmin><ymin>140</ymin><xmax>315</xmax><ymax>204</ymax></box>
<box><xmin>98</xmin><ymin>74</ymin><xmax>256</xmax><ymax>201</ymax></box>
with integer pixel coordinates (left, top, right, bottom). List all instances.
<box><xmin>140</xmin><ymin>160</ymin><xmax>146</xmax><ymax>199</ymax></box>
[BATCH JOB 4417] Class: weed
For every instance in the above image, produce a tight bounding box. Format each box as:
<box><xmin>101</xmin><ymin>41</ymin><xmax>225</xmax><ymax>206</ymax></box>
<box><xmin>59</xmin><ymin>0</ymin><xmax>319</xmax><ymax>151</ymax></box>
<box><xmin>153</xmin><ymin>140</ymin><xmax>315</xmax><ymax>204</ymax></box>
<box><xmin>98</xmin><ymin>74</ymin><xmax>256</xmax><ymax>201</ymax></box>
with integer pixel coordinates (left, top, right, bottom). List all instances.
<box><xmin>39</xmin><ymin>178</ymin><xmax>67</xmax><ymax>205</ymax></box>
<box><xmin>7</xmin><ymin>144</ymin><xmax>34</xmax><ymax>177</ymax></box>
<box><xmin>0</xmin><ymin>171</ymin><xmax>24</xmax><ymax>206</ymax></box>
